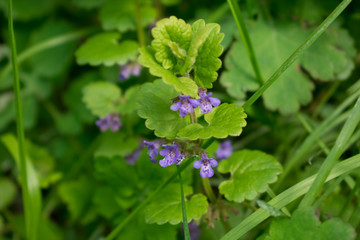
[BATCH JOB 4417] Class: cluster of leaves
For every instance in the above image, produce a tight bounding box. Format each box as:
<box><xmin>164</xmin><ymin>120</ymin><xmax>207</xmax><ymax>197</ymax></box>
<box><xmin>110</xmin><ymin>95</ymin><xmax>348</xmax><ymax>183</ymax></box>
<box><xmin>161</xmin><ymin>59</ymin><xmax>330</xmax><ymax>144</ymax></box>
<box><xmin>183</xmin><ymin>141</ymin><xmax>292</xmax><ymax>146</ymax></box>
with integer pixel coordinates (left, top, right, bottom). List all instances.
<box><xmin>0</xmin><ymin>0</ymin><xmax>360</xmax><ymax>239</ymax></box>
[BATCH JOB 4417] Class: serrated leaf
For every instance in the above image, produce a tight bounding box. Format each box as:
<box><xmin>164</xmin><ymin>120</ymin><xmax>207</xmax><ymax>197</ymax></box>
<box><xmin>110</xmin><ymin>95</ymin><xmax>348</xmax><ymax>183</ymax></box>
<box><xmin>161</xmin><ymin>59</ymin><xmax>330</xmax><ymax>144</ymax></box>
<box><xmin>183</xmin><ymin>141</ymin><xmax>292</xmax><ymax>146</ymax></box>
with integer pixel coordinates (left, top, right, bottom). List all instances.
<box><xmin>263</xmin><ymin>207</ymin><xmax>355</xmax><ymax>240</ymax></box>
<box><xmin>99</xmin><ymin>0</ymin><xmax>156</xmax><ymax>32</ymax></box>
<box><xmin>29</xmin><ymin>20</ymin><xmax>76</xmax><ymax>77</ymax></box>
<box><xmin>177</xmin><ymin>103</ymin><xmax>247</xmax><ymax>140</ymax></box>
<box><xmin>192</xmin><ymin>22</ymin><xmax>224</xmax><ymax>88</ymax></box>
<box><xmin>221</xmin><ymin>21</ymin><xmax>313</xmax><ymax>114</ymax></box>
<box><xmin>144</xmin><ymin>184</ymin><xmax>208</xmax><ymax>225</ymax></box>
<box><xmin>138</xmin><ymin>47</ymin><xmax>198</xmax><ymax>97</ymax></box>
<box><xmin>218</xmin><ymin>149</ymin><xmax>282</xmax><ymax>203</ymax></box>
<box><xmin>82</xmin><ymin>81</ymin><xmax>121</xmax><ymax>118</ymax></box>
<box><xmin>151</xmin><ymin>16</ymin><xmax>193</xmax><ymax>71</ymax></box>
<box><xmin>137</xmin><ymin>79</ymin><xmax>188</xmax><ymax>138</ymax></box>
<box><xmin>75</xmin><ymin>32</ymin><xmax>139</xmax><ymax>67</ymax></box>
<box><xmin>300</xmin><ymin>26</ymin><xmax>356</xmax><ymax>81</ymax></box>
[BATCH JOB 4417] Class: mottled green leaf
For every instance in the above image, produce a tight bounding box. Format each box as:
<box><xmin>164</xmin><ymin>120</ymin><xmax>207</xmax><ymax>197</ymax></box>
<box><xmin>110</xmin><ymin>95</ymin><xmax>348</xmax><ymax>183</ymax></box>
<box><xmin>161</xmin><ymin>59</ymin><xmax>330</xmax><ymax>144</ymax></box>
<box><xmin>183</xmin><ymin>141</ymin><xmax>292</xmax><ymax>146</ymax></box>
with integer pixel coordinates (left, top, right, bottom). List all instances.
<box><xmin>99</xmin><ymin>0</ymin><xmax>156</xmax><ymax>32</ymax></box>
<box><xmin>144</xmin><ymin>184</ymin><xmax>208</xmax><ymax>225</ymax></box>
<box><xmin>177</xmin><ymin>103</ymin><xmax>247</xmax><ymax>140</ymax></box>
<box><xmin>256</xmin><ymin>200</ymin><xmax>285</xmax><ymax>217</ymax></box>
<box><xmin>218</xmin><ymin>150</ymin><xmax>282</xmax><ymax>203</ymax></box>
<box><xmin>75</xmin><ymin>32</ymin><xmax>139</xmax><ymax>67</ymax></box>
<box><xmin>263</xmin><ymin>207</ymin><xmax>355</xmax><ymax>240</ymax></box>
<box><xmin>138</xmin><ymin>47</ymin><xmax>198</xmax><ymax>97</ymax></box>
<box><xmin>82</xmin><ymin>81</ymin><xmax>121</xmax><ymax>118</ymax></box>
<box><xmin>137</xmin><ymin>79</ymin><xmax>188</xmax><ymax>138</ymax></box>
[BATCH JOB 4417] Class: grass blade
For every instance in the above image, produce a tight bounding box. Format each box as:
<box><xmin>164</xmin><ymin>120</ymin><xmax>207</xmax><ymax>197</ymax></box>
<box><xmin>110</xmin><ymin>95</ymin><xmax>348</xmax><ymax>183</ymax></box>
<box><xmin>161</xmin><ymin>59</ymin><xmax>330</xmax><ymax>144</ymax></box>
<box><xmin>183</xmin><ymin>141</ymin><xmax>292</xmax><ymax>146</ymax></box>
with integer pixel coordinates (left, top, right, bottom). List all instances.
<box><xmin>221</xmin><ymin>153</ymin><xmax>360</xmax><ymax>240</ymax></box>
<box><xmin>299</xmin><ymin>97</ymin><xmax>360</xmax><ymax>208</ymax></box>
<box><xmin>178</xmin><ymin>166</ymin><xmax>191</xmax><ymax>240</ymax></box>
<box><xmin>242</xmin><ymin>0</ymin><xmax>352</xmax><ymax>109</ymax></box>
<box><xmin>7</xmin><ymin>1</ymin><xmax>41</xmax><ymax>239</ymax></box>
<box><xmin>227</xmin><ymin>0</ymin><xmax>263</xmax><ymax>84</ymax></box>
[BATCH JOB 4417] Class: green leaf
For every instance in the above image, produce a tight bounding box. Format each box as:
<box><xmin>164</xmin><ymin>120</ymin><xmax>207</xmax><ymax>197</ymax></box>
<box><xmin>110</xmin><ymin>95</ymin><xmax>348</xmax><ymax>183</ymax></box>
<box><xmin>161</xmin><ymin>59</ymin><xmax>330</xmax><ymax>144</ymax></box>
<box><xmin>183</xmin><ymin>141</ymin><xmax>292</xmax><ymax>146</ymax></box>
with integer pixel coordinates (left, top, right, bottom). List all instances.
<box><xmin>118</xmin><ymin>85</ymin><xmax>142</xmax><ymax>114</ymax></box>
<box><xmin>0</xmin><ymin>178</ymin><xmax>17</xmax><ymax>210</ymax></box>
<box><xmin>99</xmin><ymin>0</ymin><xmax>156</xmax><ymax>32</ymax></box>
<box><xmin>177</xmin><ymin>103</ymin><xmax>247</xmax><ymax>140</ymax></box>
<box><xmin>29</xmin><ymin>20</ymin><xmax>76</xmax><ymax>77</ymax></box>
<box><xmin>94</xmin><ymin>132</ymin><xmax>138</xmax><ymax>158</ymax></box>
<box><xmin>137</xmin><ymin>79</ymin><xmax>188</xmax><ymax>138</ymax></box>
<box><xmin>151</xmin><ymin>16</ymin><xmax>193</xmax><ymax>71</ymax></box>
<box><xmin>82</xmin><ymin>81</ymin><xmax>121</xmax><ymax>118</ymax></box>
<box><xmin>144</xmin><ymin>183</ymin><xmax>208</xmax><ymax>225</ymax></box>
<box><xmin>221</xmin><ymin>21</ymin><xmax>314</xmax><ymax>114</ymax></box>
<box><xmin>75</xmin><ymin>32</ymin><xmax>139</xmax><ymax>67</ymax></box>
<box><xmin>218</xmin><ymin>149</ymin><xmax>282</xmax><ymax>203</ymax></box>
<box><xmin>300</xmin><ymin>25</ymin><xmax>356</xmax><ymax>81</ymax></box>
<box><xmin>192</xmin><ymin>21</ymin><xmax>224</xmax><ymax>88</ymax></box>
<box><xmin>263</xmin><ymin>207</ymin><xmax>355</xmax><ymax>240</ymax></box>
<box><xmin>93</xmin><ymin>186</ymin><xmax>124</xmax><ymax>219</ymax></box>
<box><xmin>58</xmin><ymin>177</ymin><xmax>93</xmax><ymax>221</ymax></box>
<box><xmin>138</xmin><ymin>47</ymin><xmax>198</xmax><ymax>97</ymax></box>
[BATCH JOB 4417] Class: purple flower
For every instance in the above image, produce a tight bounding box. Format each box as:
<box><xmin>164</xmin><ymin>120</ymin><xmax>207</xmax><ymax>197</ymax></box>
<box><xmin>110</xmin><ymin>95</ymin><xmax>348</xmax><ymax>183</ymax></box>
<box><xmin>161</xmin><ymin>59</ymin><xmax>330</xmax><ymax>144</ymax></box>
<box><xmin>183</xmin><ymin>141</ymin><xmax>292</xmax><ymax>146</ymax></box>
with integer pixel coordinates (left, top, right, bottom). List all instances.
<box><xmin>171</xmin><ymin>95</ymin><xmax>199</xmax><ymax>118</ymax></box>
<box><xmin>96</xmin><ymin>114</ymin><xmax>122</xmax><ymax>132</ymax></box>
<box><xmin>216</xmin><ymin>140</ymin><xmax>233</xmax><ymax>160</ymax></box>
<box><xmin>193</xmin><ymin>152</ymin><xmax>218</xmax><ymax>178</ymax></box>
<box><xmin>144</xmin><ymin>140</ymin><xmax>162</xmax><ymax>164</ymax></box>
<box><xmin>159</xmin><ymin>143</ymin><xmax>182</xmax><ymax>167</ymax></box>
<box><xmin>119</xmin><ymin>62</ymin><xmax>142</xmax><ymax>81</ymax></box>
<box><xmin>182</xmin><ymin>221</ymin><xmax>202</xmax><ymax>240</ymax></box>
<box><xmin>198</xmin><ymin>89</ymin><xmax>221</xmax><ymax>114</ymax></box>
<box><xmin>125</xmin><ymin>148</ymin><xmax>142</xmax><ymax>165</ymax></box>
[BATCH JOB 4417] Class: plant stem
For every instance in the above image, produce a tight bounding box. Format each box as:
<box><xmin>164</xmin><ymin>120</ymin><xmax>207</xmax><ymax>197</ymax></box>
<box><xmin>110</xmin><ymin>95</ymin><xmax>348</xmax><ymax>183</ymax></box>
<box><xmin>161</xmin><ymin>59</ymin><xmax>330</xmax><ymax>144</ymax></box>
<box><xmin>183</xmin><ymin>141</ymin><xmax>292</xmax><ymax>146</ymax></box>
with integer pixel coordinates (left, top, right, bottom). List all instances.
<box><xmin>227</xmin><ymin>0</ymin><xmax>263</xmax><ymax>84</ymax></box>
<box><xmin>8</xmin><ymin>1</ymin><xmax>34</xmax><ymax>239</ymax></box>
<box><xmin>313</xmin><ymin>175</ymin><xmax>346</xmax><ymax>208</ymax></box>
<box><xmin>299</xmin><ymin>97</ymin><xmax>360</xmax><ymax>208</ymax></box>
<box><xmin>242</xmin><ymin>0</ymin><xmax>352</xmax><ymax>110</ymax></box>
<box><xmin>340</xmin><ymin>176</ymin><xmax>360</xmax><ymax>219</ymax></box>
<box><xmin>266</xmin><ymin>187</ymin><xmax>291</xmax><ymax>216</ymax></box>
<box><xmin>135</xmin><ymin>0</ymin><xmax>146</xmax><ymax>47</ymax></box>
<box><xmin>202</xmin><ymin>177</ymin><xmax>217</xmax><ymax>204</ymax></box>
<box><xmin>178</xmin><ymin>166</ymin><xmax>191</xmax><ymax>240</ymax></box>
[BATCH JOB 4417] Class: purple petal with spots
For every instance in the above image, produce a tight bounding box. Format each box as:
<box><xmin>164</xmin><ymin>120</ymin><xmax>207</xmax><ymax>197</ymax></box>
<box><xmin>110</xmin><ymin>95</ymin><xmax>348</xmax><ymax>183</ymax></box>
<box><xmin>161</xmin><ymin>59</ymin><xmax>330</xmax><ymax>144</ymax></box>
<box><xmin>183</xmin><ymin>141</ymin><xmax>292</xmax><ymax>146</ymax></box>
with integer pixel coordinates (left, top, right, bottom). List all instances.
<box><xmin>171</xmin><ymin>95</ymin><xmax>199</xmax><ymax>118</ymax></box>
<box><xmin>197</xmin><ymin>89</ymin><xmax>221</xmax><ymax>114</ymax></box>
<box><xmin>144</xmin><ymin>140</ymin><xmax>162</xmax><ymax>163</ymax></box>
<box><xmin>159</xmin><ymin>143</ymin><xmax>181</xmax><ymax>167</ymax></box>
<box><xmin>194</xmin><ymin>152</ymin><xmax>218</xmax><ymax>178</ymax></box>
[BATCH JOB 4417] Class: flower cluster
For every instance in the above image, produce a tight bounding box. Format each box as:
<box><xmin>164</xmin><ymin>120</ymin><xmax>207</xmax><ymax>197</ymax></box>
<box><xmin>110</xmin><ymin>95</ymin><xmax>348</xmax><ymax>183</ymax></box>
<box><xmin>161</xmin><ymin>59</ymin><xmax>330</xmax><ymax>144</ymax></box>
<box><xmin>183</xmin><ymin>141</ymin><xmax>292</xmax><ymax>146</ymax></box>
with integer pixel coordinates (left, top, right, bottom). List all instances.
<box><xmin>144</xmin><ymin>140</ymin><xmax>218</xmax><ymax>178</ymax></box>
<box><xmin>119</xmin><ymin>62</ymin><xmax>142</xmax><ymax>81</ymax></box>
<box><xmin>171</xmin><ymin>88</ymin><xmax>221</xmax><ymax>118</ymax></box>
<box><xmin>96</xmin><ymin>113</ymin><xmax>122</xmax><ymax>132</ymax></box>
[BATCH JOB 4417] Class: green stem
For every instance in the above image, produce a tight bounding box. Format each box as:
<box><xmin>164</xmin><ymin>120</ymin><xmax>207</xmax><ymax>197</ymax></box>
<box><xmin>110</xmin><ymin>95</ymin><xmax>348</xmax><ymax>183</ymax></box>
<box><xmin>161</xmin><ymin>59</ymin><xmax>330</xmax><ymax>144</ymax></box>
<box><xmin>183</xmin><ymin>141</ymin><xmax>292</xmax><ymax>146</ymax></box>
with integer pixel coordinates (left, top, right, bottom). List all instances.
<box><xmin>202</xmin><ymin>177</ymin><xmax>217</xmax><ymax>204</ymax></box>
<box><xmin>135</xmin><ymin>0</ymin><xmax>146</xmax><ymax>47</ymax></box>
<box><xmin>178</xmin><ymin>166</ymin><xmax>191</xmax><ymax>240</ymax></box>
<box><xmin>227</xmin><ymin>0</ymin><xmax>263</xmax><ymax>84</ymax></box>
<box><xmin>221</xmin><ymin>153</ymin><xmax>360</xmax><ymax>240</ymax></box>
<box><xmin>242</xmin><ymin>0</ymin><xmax>352</xmax><ymax>109</ymax></box>
<box><xmin>8</xmin><ymin>1</ymin><xmax>33</xmax><ymax>239</ymax></box>
<box><xmin>299</xmin><ymin>97</ymin><xmax>360</xmax><ymax>208</ymax></box>
<box><xmin>105</xmin><ymin>157</ymin><xmax>196</xmax><ymax>240</ymax></box>
<box><xmin>312</xmin><ymin>81</ymin><xmax>340</xmax><ymax>118</ymax></box>
<box><xmin>313</xmin><ymin>175</ymin><xmax>346</xmax><ymax>208</ymax></box>
<box><xmin>1</xmin><ymin>28</ymin><xmax>94</xmax><ymax>82</ymax></box>
<box><xmin>266</xmin><ymin>187</ymin><xmax>291</xmax><ymax>216</ymax></box>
